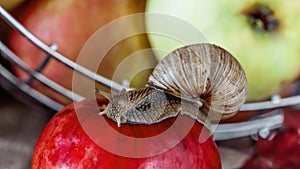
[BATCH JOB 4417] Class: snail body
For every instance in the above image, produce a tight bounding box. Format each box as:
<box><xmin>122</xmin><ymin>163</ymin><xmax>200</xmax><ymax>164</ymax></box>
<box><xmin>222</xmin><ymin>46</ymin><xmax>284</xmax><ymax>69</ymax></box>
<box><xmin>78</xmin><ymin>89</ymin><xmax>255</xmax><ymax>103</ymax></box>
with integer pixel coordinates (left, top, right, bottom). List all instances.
<box><xmin>97</xmin><ymin>87</ymin><xmax>206</xmax><ymax>127</ymax></box>
<box><xmin>97</xmin><ymin>43</ymin><xmax>247</xmax><ymax>127</ymax></box>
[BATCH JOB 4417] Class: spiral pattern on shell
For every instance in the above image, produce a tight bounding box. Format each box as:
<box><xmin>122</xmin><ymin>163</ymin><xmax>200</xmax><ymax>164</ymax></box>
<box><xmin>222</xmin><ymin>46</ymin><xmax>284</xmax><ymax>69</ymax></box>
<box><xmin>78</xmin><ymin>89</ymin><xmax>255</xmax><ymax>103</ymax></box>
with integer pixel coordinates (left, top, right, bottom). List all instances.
<box><xmin>147</xmin><ymin>43</ymin><xmax>247</xmax><ymax>121</ymax></box>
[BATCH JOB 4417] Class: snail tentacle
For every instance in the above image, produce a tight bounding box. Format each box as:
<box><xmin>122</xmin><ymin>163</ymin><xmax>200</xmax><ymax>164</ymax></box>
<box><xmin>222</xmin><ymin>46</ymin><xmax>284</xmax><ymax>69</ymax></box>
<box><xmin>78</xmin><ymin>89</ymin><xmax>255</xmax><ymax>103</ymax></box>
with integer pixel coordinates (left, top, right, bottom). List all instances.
<box><xmin>95</xmin><ymin>88</ymin><xmax>112</xmax><ymax>101</ymax></box>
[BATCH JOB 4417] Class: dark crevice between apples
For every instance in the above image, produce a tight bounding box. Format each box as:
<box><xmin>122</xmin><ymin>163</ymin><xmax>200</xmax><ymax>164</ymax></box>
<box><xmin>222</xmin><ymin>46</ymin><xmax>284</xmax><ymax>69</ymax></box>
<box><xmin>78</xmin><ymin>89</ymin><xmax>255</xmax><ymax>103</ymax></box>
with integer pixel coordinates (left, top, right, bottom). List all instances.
<box><xmin>242</xmin><ymin>3</ymin><xmax>280</xmax><ymax>33</ymax></box>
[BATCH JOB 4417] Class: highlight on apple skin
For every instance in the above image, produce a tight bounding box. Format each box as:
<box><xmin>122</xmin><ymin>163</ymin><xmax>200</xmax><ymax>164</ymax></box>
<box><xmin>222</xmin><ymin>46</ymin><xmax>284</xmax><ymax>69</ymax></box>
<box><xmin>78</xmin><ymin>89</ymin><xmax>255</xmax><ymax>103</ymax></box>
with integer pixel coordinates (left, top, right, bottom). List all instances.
<box><xmin>7</xmin><ymin>0</ymin><xmax>156</xmax><ymax>105</ymax></box>
<box><xmin>31</xmin><ymin>98</ymin><xmax>222</xmax><ymax>169</ymax></box>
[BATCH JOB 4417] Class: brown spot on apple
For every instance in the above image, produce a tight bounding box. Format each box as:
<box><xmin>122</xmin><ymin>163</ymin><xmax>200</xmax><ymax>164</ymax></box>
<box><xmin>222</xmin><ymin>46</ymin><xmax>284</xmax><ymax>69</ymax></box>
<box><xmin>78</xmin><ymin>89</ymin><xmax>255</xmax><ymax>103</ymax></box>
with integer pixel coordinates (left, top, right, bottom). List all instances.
<box><xmin>241</xmin><ymin>3</ymin><xmax>280</xmax><ymax>33</ymax></box>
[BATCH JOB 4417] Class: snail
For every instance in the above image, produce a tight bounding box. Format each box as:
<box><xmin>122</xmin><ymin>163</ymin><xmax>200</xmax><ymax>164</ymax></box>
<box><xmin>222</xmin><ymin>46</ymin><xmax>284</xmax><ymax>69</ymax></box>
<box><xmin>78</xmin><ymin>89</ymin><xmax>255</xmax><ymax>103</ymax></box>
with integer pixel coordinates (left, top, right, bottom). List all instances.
<box><xmin>96</xmin><ymin>43</ymin><xmax>247</xmax><ymax>127</ymax></box>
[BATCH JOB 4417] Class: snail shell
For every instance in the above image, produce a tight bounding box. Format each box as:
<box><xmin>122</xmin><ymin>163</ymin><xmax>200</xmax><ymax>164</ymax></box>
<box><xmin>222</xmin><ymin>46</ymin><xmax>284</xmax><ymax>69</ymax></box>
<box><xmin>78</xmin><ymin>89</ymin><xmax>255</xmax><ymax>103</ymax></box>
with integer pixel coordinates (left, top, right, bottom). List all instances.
<box><xmin>97</xmin><ymin>43</ymin><xmax>247</xmax><ymax>127</ymax></box>
<box><xmin>147</xmin><ymin>43</ymin><xmax>247</xmax><ymax>121</ymax></box>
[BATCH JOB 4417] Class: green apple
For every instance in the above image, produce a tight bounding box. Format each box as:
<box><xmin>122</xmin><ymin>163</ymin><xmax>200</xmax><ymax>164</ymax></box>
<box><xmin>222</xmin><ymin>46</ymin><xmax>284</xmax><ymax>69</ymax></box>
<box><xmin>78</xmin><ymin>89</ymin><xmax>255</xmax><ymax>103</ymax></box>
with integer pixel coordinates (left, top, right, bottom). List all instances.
<box><xmin>145</xmin><ymin>0</ymin><xmax>300</xmax><ymax>101</ymax></box>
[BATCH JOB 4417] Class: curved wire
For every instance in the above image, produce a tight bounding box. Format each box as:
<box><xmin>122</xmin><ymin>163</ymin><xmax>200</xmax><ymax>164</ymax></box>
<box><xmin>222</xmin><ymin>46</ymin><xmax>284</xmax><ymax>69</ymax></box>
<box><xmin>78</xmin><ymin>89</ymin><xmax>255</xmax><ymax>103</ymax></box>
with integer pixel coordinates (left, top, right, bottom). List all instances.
<box><xmin>0</xmin><ymin>6</ymin><xmax>127</xmax><ymax>92</ymax></box>
<box><xmin>0</xmin><ymin>42</ymin><xmax>85</xmax><ymax>102</ymax></box>
<box><xmin>2</xmin><ymin>6</ymin><xmax>300</xmax><ymax>141</ymax></box>
<box><xmin>0</xmin><ymin>64</ymin><xmax>64</xmax><ymax>111</ymax></box>
<box><xmin>1</xmin><ymin>6</ymin><xmax>299</xmax><ymax>111</ymax></box>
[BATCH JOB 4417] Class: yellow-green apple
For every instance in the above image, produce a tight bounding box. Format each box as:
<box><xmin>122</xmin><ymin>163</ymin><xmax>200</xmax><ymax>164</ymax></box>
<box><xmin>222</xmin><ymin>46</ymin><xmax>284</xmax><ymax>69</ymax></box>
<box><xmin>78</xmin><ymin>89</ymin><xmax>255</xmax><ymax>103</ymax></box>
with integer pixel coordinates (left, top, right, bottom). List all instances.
<box><xmin>145</xmin><ymin>0</ymin><xmax>300</xmax><ymax>101</ymax></box>
<box><xmin>8</xmin><ymin>0</ymin><xmax>156</xmax><ymax>105</ymax></box>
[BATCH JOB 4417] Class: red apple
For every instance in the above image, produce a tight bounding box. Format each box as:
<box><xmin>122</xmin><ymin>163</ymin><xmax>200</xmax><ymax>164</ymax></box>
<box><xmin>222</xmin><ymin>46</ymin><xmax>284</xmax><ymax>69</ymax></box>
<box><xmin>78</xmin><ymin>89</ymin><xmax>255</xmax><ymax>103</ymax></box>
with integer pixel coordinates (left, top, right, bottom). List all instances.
<box><xmin>239</xmin><ymin>108</ymin><xmax>300</xmax><ymax>169</ymax></box>
<box><xmin>32</xmin><ymin>98</ymin><xmax>221</xmax><ymax>169</ymax></box>
<box><xmin>220</xmin><ymin>110</ymin><xmax>261</xmax><ymax>123</ymax></box>
<box><xmin>8</xmin><ymin>0</ymin><xmax>156</xmax><ymax>105</ymax></box>
<box><xmin>240</xmin><ymin>129</ymin><xmax>300</xmax><ymax>169</ymax></box>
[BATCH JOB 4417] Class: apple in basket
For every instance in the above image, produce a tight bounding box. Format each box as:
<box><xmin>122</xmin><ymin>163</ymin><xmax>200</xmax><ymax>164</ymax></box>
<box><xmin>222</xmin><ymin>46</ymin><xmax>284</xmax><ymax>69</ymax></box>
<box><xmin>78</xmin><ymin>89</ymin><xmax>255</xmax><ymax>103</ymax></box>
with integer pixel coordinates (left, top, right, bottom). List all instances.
<box><xmin>240</xmin><ymin>108</ymin><xmax>300</xmax><ymax>168</ymax></box>
<box><xmin>145</xmin><ymin>0</ymin><xmax>300</xmax><ymax>102</ymax></box>
<box><xmin>7</xmin><ymin>0</ymin><xmax>156</xmax><ymax>105</ymax></box>
<box><xmin>31</xmin><ymin>98</ymin><xmax>221</xmax><ymax>169</ymax></box>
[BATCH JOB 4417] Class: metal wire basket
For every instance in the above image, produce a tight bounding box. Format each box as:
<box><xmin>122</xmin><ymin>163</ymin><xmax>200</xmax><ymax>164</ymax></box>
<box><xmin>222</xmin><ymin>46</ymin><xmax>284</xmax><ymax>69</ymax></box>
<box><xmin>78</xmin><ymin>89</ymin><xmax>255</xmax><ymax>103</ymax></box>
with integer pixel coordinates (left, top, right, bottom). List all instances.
<box><xmin>1</xmin><ymin>6</ymin><xmax>299</xmax><ymax>141</ymax></box>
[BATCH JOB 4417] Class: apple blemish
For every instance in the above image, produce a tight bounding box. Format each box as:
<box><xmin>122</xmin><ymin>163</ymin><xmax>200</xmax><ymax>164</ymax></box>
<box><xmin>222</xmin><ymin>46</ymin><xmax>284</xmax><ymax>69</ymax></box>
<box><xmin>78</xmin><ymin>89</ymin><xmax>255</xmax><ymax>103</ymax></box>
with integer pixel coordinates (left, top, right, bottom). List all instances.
<box><xmin>242</xmin><ymin>3</ymin><xmax>280</xmax><ymax>33</ymax></box>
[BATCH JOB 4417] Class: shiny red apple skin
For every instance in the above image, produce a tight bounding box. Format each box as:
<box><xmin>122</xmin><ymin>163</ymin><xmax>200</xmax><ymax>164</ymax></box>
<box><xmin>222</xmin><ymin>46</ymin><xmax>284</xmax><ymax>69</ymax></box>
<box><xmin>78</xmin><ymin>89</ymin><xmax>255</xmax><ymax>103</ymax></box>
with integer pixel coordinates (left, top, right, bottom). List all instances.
<box><xmin>240</xmin><ymin>108</ymin><xmax>300</xmax><ymax>169</ymax></box>
<box><xmin>8</xmin><ymin>0</ymin><xmax>155</xmax><ymax>105</ymax></box>
<box><xmin>240</xmin><ymin>129</ymin><xmax>300</xmax><ymax>169</ymax></box>
<box><xmin>32</xmin><ymin>98</ymin><xmax>221</xmax><ymax>169</ymax></box>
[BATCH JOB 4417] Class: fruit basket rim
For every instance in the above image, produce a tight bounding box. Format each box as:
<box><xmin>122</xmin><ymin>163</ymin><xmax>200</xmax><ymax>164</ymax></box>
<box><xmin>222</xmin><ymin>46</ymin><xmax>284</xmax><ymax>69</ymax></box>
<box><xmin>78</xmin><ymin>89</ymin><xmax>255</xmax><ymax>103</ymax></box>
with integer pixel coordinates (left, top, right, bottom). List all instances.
<box><xmin>0</xmin><ymin>6</ymin><xmax>297</xmax><ymax>140</ymax></box>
